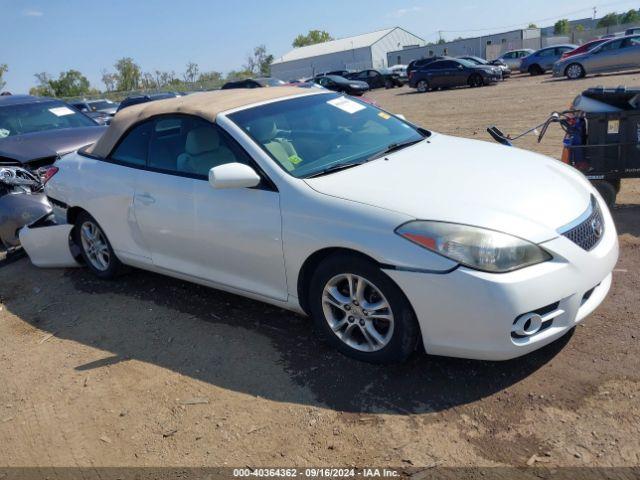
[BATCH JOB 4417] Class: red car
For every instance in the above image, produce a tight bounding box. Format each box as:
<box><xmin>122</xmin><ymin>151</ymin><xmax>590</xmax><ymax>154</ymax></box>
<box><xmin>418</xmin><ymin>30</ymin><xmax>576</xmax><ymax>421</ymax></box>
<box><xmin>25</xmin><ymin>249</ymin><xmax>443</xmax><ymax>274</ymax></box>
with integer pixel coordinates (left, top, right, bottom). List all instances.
<box><xmin>560</xmin><ymin>39</ymin><xmax>607</xmax><ymax>59</ymax></box>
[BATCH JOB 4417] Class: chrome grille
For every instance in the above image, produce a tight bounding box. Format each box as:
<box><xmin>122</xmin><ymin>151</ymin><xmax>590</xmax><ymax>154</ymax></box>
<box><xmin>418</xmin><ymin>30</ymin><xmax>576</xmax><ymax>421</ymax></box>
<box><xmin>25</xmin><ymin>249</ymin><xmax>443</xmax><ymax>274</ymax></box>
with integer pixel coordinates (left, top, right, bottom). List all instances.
<box><xmin>559</xmin><ymin>196</ymin><xmax>604</xmax><ymax>251</ymax></box>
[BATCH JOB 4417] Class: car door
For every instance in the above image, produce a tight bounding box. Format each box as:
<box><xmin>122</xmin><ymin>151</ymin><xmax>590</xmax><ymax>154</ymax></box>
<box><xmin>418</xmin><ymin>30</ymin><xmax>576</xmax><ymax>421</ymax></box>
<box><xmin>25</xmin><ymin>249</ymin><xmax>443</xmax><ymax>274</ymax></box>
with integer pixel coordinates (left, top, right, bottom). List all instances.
<box><xmin>617</xmin><ymin>36</ymin><xmax>640</xmax><ymax>70</ymax></box>
<box><xmin>590</xmin><ymin>39</ymin><xmax>624</xmax><ymax>72</ymax></box>
<box><xmin>133</xmin><ymin>114</ymin><xmax>287</xmax><ymax>301</ymax></box>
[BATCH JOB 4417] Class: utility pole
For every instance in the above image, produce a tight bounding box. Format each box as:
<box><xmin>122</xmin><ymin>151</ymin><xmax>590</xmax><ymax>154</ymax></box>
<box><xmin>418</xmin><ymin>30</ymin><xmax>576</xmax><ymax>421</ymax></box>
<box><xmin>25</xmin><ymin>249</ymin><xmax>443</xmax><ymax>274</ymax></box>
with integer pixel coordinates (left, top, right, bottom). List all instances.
<box><xmin>593</xmin><ymin>6</ymin><xmax>597</xmax><ymax>19</ymax></box>
<box><xmin>438</xmin><ymin>30</ymin><xmax>443</xmax><ymax>43</ymax></box>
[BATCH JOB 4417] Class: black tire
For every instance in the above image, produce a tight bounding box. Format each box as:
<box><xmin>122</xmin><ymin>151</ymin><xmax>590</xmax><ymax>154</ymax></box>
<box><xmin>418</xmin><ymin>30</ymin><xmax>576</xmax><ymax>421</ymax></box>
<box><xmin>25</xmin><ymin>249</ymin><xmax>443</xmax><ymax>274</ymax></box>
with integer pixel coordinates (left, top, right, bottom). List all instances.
<box><xmin>74</xmin><ymin>211</ymin><xmax>123</xmax><ymax>279</ymax></box>
<box><xmin>468</xmin><ymin>73</ymin><xmax>484</xmax><ymax>88</ymax></box>
<box><xmin>565</xmin><ymin>63</ymin><xmax>585</xmax><ymax>80</ymax></box>
<box><xmin>592</xmin><ymin>180</ymin><xmax>617</xmax><ymax>208</ymax></box>
<box><xmin>528</xmin><ymin>65</ymin><xmax>543</xmax><ymax>76</ymax></box>
<box><xmin>384</xmin><ymin>79</ymin><xmax>394</xmax><ymax>89</ymax></box>
<box><xmin>308</xmin><ymin>253</ymin><xmax>420</xmax><ymax>364</ymax></box>
<box><xmin>416</xmin><ymin>79</ymin><xmax>429</xmax><ymax>93</ymax></box>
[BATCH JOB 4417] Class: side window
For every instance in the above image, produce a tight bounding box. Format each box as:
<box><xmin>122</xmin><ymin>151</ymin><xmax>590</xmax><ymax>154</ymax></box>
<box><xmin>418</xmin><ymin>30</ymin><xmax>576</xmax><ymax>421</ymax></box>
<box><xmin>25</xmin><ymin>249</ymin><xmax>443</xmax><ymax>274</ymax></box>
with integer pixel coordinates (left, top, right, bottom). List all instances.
<box><xmin>368</xmin><ymin>71</ymin><xmax>379</xmax><ymax>78</ymax></box>
<box><xmin>600</xmin><ymin>40</ymin><xmax>622</xmax><ymax>51</ymax></box>
<box><xmin>110</xmin><ymin>121</ymin><xmax>152</xmax><ymax>166</ymax></box>
<box><xmin>537</xmin><ymin>49</ymin><xmax>554</xmax><ymax>57</ymax></box>
<box><xmin>147</xmin><ymin>115</ymin><xmax>245</xmax><ymax>177</ymax></box>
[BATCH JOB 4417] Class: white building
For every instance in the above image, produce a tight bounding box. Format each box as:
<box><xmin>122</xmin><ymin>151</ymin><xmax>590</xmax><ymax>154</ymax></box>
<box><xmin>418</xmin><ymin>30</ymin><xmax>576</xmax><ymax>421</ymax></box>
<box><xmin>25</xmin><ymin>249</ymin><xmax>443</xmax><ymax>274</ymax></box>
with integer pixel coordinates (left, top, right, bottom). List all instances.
<box><xmin>270</xmin><ymin>27</ymin><xmax>425</xmax><ymax>81</ymax></box>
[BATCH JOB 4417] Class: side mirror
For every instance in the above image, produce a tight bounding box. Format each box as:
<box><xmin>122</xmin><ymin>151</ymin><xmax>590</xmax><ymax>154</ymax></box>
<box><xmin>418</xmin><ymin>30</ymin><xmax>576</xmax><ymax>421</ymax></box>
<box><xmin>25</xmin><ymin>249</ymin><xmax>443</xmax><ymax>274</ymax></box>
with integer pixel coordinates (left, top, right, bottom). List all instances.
<box><xmin>209</xmin><ymin>163</ymin><xmax>261</xmax><ymax>189</ymax></box>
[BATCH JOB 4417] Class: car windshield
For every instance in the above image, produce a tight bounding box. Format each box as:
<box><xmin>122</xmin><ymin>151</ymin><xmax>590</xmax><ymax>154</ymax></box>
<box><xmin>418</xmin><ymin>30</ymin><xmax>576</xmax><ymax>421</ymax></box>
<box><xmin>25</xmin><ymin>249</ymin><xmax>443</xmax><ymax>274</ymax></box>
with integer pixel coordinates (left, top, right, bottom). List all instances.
<box><xmin>228</xmin><ymin>93</ymin><xmax>426</xmax><ymax>178</ymax></box>
<box><xmin>0</xmin><ymin>100</ymin><xmax>96</xmax><ymax>138</ymax></box>
<box><xmin>457</xmin><ymin>59</ymin><xmax>477</xmax><ymax>68</ymax></box>
<box><xmin>88</xmin><ymin>100</ymin><xmax>116</xmax><ymax>111</ymax></box>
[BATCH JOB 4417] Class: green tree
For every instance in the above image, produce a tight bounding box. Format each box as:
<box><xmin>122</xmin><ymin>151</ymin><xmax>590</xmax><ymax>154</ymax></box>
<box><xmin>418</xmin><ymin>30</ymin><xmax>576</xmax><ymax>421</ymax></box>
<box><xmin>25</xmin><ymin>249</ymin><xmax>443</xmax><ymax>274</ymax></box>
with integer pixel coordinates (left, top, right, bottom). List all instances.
<box><xmin>29</xmin><ymin>70</ymin><xmax>93</xmax><ymax>97</ymax></box>
<box><xmin>620</xmin><ymin>9</ymin><xmax>640</xmax><ymax>25</ymax></box>
<box><xmin>245</xmin><ymin>45</ymin><xmax>274</xmax><ymax>76</ymax></box>
<box><xmin>292</xmin><ymin>30</ymin><xmax>333</xmax><ymax>48</ymax></box>
<box><xmin>101</xmin><ymin>69</ymin><xmax>118</xmax><ymax>92</ymax></box>
<box><xmin>114</xmin><ymin>57</ymin><xmax>141</xmax><ymax>91</ymax></box>
<box><xmin>575</xmin><ymin>24</ymin><xmax>585</xmax><ymax>32</ymax></box>
<box><xmin>436</xmin><ymin>37</ymin><xmax>446</xmax><ymax>45</ymax></box>
<box><xmin>198</xmin><ymin>71</ymin><xmax>223</xmax><ymax>87</ymax></box>
<box><xmin>225</xmin><ymin>69</ymin><xmax>253</xmax><ymax>81</ymax></box>
<box><xmin>49</xmin><ymin>70</ymin><xmax>91</xmax><ymax>97</ymax></box>
<box><xmin>30</xmin><ymin>72</ymin><xmax>55</xmax><ymax>96</ymax></box>
<box><xmin>528</xmin><ymin>23</ymin><xmax>538</xmax><ymax>28</ymax></box>
<box><xmin>183</xmin><ymin>62</ymin><xmax>200</xmax><ymax>83</ymax></box>
<box><xmin>0</xmin><ymin>64</ymin><xmax>8</xmax><ymax>91</ymax></box>
<box><xmin>597</xmin><ymin>12</ymin><xmax>620</xmax><ymax>28</ymax></box>
<box><xmin>553</xmin><ymin>19</ymin><xmax>570</xmax><ymax>35</ymax></box>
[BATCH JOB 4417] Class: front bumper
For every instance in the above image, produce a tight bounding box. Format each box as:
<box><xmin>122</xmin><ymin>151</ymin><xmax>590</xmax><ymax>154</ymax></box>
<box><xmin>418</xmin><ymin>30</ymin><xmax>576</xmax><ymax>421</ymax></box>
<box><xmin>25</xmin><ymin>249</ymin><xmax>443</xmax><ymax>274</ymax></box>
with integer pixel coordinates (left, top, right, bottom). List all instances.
<box><xmin>384</xmin><ymin>196</ymin><xmax>618</xmax><ymax>361</ymax></box>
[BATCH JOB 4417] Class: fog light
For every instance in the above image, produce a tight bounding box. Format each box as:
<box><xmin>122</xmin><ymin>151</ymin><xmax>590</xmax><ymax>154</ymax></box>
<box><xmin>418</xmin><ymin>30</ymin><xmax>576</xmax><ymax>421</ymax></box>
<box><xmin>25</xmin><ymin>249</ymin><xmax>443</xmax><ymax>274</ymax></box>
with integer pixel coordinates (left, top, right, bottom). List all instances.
<box><xmin>512</xmin><ymin>312</ymin><xmax>543</xmax><ymax>337</ymax></box>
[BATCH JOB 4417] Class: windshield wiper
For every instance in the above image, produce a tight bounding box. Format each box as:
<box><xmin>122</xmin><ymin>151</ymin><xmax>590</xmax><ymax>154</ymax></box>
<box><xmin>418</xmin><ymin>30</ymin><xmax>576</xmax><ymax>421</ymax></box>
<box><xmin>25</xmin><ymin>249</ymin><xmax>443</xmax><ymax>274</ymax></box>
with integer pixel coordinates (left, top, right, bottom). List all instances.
<box><xmin>367</xmin><ymin>138</ymin><xmax>425</xmax><ymax>161</ymax></box>
<box><xmin>305</xmin><ymin>161</ymin><xmax>366</xmax><ymax>178</ymax></box>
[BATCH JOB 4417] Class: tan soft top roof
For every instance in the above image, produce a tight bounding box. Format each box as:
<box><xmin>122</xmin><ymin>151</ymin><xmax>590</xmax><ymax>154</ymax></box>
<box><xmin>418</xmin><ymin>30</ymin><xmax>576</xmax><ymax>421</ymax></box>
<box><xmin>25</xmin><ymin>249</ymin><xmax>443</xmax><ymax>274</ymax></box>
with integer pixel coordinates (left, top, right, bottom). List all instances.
<box><xmin>88</xmin><ymin>86</ymin><xmax>310</xmax><ymax>158</ymax></box>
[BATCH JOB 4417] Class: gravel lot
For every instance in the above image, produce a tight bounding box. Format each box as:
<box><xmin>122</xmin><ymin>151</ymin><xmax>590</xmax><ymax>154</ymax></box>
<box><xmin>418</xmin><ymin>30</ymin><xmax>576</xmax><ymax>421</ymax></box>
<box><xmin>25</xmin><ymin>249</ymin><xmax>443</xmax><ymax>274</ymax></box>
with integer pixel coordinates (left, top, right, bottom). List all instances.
<box><xmin>0</xmin><ymin>72</ymin><xmax>638</xmax><ymax>471</ymax></box>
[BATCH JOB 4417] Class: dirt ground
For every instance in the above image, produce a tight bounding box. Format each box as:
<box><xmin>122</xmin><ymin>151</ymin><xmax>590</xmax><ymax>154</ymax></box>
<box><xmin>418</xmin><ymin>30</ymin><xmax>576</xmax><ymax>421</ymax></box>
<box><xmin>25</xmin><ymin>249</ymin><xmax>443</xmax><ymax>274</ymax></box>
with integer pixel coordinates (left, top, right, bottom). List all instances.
<box><xmin>0</xmin><ymin>72</ymin><xmax>639</xmax><ymax>472</ymax></box>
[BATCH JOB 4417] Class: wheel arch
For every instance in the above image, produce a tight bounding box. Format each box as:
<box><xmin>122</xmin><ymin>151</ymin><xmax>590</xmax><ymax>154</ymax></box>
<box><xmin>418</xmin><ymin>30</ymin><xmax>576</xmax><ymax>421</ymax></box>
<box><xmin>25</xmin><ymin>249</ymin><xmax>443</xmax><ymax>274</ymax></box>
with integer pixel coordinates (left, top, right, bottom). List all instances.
<box><xmin>296</xmin><ymin>247</ymin><xmax>384</xmax><ymax>315</ymax></box>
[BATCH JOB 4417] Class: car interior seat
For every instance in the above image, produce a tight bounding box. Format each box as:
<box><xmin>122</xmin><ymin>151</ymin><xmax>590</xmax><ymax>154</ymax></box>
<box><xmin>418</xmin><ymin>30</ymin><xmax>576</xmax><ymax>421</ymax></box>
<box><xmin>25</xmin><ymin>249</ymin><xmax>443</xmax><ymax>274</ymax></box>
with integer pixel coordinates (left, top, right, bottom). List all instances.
<box><xmin>248</xmin><ymin>117</ymin><xmax>298</xmax><ymax>171</ymax></box>
<box><xmin>177</xmin><ymin>126</ymin><xmax>236</xmax><ymax>176</ymax></box>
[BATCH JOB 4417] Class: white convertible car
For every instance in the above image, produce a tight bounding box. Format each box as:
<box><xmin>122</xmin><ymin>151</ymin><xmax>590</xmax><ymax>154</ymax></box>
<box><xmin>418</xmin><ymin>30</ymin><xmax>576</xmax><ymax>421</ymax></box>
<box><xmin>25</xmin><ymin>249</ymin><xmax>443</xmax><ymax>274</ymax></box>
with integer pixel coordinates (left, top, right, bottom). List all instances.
<box><xmin>20</xmin><ymin>87</ymin><xmax>618</xmax><ymax>364</ymax></box>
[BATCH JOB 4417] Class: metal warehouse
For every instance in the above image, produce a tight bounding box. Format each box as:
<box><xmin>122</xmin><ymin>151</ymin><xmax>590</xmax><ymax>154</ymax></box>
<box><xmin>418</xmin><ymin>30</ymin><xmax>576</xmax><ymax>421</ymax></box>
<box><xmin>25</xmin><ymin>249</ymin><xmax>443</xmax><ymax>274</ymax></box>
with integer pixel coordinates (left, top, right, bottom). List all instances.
<box><xmin>270</xmin><ymin>27</ymin><xmax>425</xmax><ymax>81</ymax></box>
<box><xmin>386</xmin><ymin>28</ymin><xmax>542</xmax><ymax>65</ymax></box>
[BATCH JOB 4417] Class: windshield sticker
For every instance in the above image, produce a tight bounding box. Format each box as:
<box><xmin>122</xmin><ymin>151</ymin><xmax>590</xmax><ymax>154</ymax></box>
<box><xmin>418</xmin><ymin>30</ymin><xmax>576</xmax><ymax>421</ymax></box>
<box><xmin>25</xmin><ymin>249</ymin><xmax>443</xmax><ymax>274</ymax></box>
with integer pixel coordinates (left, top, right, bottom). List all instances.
<box><xmin>607</xmin><ymin>120</ymin><xmax>619</xmax><ymax>135</ymax></box>
<box><xmin>288</xmin><ymin>154</ymin><xmax>303</xmax><ymax>165</ymax></box>
<box><xmin>49</xmin><ymin>106</ymin><xmax>75</xmax><ymax>117</ymax></box>
<box><xmin>0</xmin><ymin>128</ymin><xmax>9</xmax><ymax>138</ymax></box>
<box><xmin>378</xmin><ymin>112</ymin><xmax>391</xmax><ymax>120</ymax></box>
<box><xmin>327</xmin><ymin>97</ymin><xmax>366</xmax><ymax>114</ymax></box>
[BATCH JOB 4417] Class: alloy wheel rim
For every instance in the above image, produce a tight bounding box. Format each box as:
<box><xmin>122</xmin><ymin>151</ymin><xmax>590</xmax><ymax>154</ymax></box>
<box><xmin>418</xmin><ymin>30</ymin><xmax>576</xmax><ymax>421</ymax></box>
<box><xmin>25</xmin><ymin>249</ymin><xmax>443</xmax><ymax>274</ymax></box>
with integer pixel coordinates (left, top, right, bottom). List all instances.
<box><xmin>417</xmin><ymin>81</ymin><xmax>427</xmax><ymax>92</ymax></box>
<box><xmin>567</xmin><ymin>65</ymin><xmax>581</xmax><ymax>78</ymax></box>
<box><xmin>80</xmin><ymin>221</ymin><xmax>111</xmax><ymax>271</ymax></box>
<box><xmin>321</xmin><ymin>273</ymin><xmax>394</xmax><ymax>353</ymax></box>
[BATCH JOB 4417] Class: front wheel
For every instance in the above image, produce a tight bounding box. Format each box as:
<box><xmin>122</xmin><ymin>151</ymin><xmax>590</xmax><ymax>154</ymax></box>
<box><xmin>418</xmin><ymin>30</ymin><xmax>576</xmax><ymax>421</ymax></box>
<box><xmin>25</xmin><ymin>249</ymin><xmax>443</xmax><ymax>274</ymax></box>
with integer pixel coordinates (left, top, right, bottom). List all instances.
<box><xmin>565</xmin><ymin>63</ymin><xmax>585</xmax><ymax>79</ymax></box>
<box><xmin>468</xmin><ymin>74</ymin><xmax>484</xmax><ymax>88</ymax></box>
<box><xmin>416</xmin><ymin>79</ymin><xmax>429</xmax><ymax>93</ymax></box>
<box><xmin>528</xmin><ymin>65</ymin><xmax>543</xmax><ymax>76</ymax></box>
<box><xmin>592</xmin><ymin>180</ymin><xmax>617</xmax><ymax>208</ymax></box>
<box><xmin>74</xmin><ymin>211</ymin><xmax>123</xmax><ymax>279</ymax></box>
<box><xmin>309</xmin><ymin>254</ymin><xmax>420</xmax><ymax>364</ymax></box>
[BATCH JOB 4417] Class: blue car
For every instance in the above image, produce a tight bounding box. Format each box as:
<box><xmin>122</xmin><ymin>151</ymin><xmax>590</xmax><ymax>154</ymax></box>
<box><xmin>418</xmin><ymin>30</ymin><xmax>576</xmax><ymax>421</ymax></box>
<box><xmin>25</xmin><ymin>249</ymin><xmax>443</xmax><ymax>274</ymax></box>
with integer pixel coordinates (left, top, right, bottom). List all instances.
<box><xmin>520</xmin><ymin>45</ymin><xmax>577</xmax><ymax>75</ymax></box>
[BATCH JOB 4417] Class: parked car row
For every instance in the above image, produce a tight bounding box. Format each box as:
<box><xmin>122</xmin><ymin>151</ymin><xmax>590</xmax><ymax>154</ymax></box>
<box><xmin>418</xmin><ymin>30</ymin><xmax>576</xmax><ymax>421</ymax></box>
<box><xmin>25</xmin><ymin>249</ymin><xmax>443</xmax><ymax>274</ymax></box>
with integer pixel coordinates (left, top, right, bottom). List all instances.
<box><xmin>408</xmin><ymin>58</ymin><xmax>503</xmax><ymax>93</ymax></box>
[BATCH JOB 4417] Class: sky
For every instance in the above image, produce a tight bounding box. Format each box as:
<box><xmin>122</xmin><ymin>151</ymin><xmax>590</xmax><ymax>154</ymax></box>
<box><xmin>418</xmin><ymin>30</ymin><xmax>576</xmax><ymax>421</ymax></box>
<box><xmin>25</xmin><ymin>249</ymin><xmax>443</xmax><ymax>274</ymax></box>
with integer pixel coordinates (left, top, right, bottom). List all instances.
<box><xmin>2</xmin><ymin>0</ymin><xmax>640</xmax><ymax>93</ymax></box>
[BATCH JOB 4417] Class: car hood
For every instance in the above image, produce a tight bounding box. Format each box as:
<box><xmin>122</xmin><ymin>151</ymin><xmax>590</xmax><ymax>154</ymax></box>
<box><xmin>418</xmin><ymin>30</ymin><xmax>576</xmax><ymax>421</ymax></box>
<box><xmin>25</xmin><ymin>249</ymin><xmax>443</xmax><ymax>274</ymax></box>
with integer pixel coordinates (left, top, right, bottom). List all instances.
<box><xmin>304</xmin><ymin>133</ymin><xmax>593</xmax><ymax>243</ymax></box>
<box><xmin>0</xmin><ymin>126</ymin><xmax>107</xmax><ymax>164</ymax></box>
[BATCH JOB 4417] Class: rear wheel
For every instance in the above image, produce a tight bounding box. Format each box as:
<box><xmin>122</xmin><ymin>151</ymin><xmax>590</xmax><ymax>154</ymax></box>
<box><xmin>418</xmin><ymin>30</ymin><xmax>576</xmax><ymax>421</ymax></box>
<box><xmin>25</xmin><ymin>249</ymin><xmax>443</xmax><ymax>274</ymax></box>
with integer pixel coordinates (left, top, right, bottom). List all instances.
<box><xmin>528</xmin><ymin>64</ymin><xmax>543</xmax><ymax>76</ymax></box>
<box><xmin>309</xmin><ymin>254</ymin><xmax>420</xmax><ymax>364</ymax></box>
<box><xmin>384</xmin><ymin>78</ymin><xmax>394</xmax><ymax>89</ymax></box>
<box><xmin>74</xmin><ymin>211</ymin><xmax>123</xmax><ymax>279</ymax></box>
<box><xmin>592</xmin><ymin>180</ymin><xmax>617</xmax><ymax>208</ymax></box>
<box><xmin>565</xmin><ymin>63</ymin><xmax>585</xmax><ymax>79</ymax></box>
<box><xmin>468</xmin><ymin>74</ymin><xmax>484</xmax><ymax>88</ymax></box>
<box><xmin>416</xmin><ymin>79</ymin><xmax>430</xmax><ymax>93</ymax></box>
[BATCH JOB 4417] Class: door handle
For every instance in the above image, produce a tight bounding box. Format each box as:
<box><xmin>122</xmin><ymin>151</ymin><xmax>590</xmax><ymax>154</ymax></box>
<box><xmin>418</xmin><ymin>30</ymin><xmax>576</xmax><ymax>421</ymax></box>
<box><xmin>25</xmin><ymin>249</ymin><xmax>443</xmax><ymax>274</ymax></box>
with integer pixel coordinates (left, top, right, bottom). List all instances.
<box><xmin>135</xmin><ymin>192</ymin><xmax>156</xmax><ymax>205</ymax></box>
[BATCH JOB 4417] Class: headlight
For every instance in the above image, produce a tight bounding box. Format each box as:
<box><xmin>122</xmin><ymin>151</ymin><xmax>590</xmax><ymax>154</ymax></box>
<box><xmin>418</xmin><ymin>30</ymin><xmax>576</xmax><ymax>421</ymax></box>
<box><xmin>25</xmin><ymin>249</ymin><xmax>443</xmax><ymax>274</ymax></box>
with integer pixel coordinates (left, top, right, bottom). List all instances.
<box><xmin>395</xmin><ymin>221</ymin><xmax>551</xmax><ymax>273</ymax></box>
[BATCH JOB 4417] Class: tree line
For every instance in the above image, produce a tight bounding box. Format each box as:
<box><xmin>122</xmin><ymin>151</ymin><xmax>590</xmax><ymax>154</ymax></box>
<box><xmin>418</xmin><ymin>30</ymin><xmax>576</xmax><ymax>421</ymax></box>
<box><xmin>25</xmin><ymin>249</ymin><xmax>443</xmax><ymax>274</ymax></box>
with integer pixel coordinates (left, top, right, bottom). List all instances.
<box><xmin>0</xmin><ymin>29</ymin><xmax>335</xmax><ymax>98</ymax></box>
<box><xmin>553</xmin><ymin>9</ymin><xmax>640</xmax><ymax>35</ymax></box>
